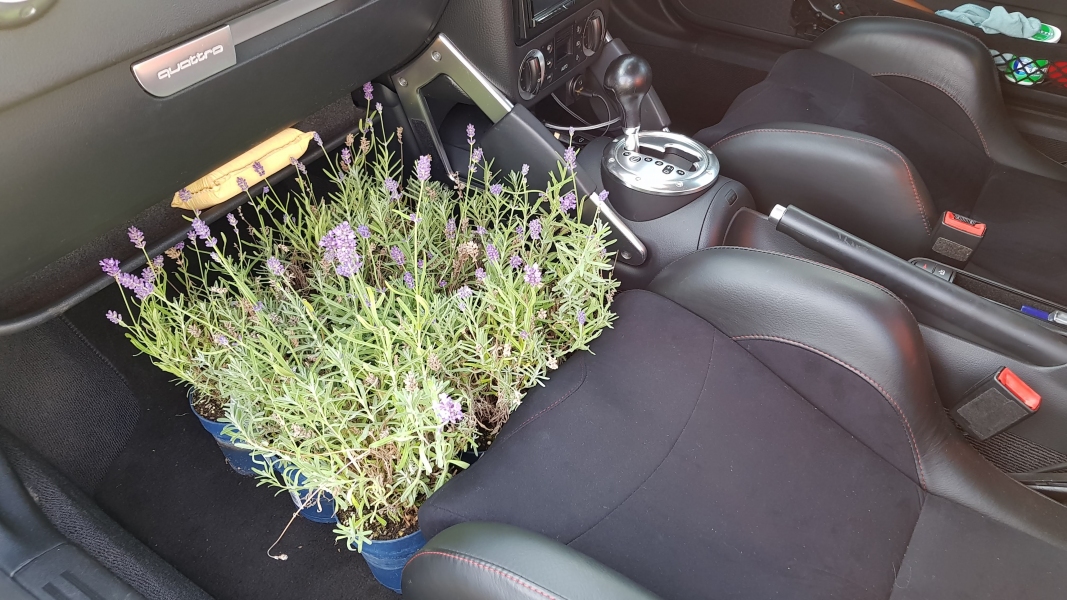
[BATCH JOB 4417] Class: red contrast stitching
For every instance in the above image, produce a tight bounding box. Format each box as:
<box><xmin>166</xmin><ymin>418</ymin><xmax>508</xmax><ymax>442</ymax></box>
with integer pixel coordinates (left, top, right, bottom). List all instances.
<box><xmin>870</xmin><ymin>72</ymin><xmax>991</xmax><ymax>156</ymax></box>
<box><xmin>495</xmin><ymin>358</ymin><xmax>588</xmax><ymax>446</ymax></box>
<box><xmin>732</xmin><ymin>334</ymin><xmax>928</xmax><ymax>490</ymax></box>
<box><xmin>408</xmin><ymin>551</ymin><xmax>560</xmax><ymax>599</ymax></box>
<box><xmin>711</xmin><ymin>128</ymin><xmax>932</xmax><ymax>234</ymax></box>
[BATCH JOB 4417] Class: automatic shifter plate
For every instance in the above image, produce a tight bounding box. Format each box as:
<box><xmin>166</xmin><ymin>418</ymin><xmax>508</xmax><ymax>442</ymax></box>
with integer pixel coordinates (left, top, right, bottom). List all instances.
<box><xmin>603</xmin><ymin>131</ymin><xmax>719</xmax><ymax>197</ymax></box>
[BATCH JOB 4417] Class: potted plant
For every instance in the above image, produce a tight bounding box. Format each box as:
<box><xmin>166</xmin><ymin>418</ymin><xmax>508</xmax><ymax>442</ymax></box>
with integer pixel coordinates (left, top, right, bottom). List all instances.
<box><xmin>100</xmin><ymin>104</ymin><xmax>617</xmax><ymax>592</ymax></box>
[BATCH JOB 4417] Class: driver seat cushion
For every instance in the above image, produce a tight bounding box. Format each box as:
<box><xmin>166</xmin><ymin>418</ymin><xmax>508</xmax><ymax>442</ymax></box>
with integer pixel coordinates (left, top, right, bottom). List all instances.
<box><xmin>696</xmin><ymin>43</ymin><xmax>1067</xmax><ymax>305</ymax></box>
<box><xmin>419</xmin><ymin>248</ymin><xmax>1067</xmax><ymax>600</ymax></box>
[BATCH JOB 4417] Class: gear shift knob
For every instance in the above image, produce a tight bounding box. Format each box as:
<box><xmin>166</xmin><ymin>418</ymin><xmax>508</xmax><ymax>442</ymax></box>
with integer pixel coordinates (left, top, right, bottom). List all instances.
<box><xmin>603</xmin><ymin>54</ymin><xmax>652</xmax><ymax>151</ymax></box>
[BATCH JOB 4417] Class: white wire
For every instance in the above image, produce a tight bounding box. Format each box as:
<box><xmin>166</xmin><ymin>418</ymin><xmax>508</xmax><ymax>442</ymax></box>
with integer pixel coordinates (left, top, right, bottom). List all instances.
<box><xmin>543</xmin><ymin>117</ymin><xmax>620</xmax><ymax>132</ymax></box>
<box><xmin>551</xmin><ymin>93</ymin><xmax>592</xmax><ymax>126</ymax></box>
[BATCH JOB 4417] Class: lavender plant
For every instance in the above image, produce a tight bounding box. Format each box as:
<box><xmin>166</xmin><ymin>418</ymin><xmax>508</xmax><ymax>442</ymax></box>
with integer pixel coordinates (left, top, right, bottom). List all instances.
<box><xmin>100</xmin><ymin>103</ymin><xmax>617</xmax><ymax>548</ymax></box>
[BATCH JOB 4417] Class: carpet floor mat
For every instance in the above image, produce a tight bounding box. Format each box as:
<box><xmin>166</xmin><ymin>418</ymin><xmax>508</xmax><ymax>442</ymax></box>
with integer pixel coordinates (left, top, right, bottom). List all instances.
<box><xmin>63</xmin><ymin>284</ymin><xmax>396</xmax><ymax>600</ymax></box>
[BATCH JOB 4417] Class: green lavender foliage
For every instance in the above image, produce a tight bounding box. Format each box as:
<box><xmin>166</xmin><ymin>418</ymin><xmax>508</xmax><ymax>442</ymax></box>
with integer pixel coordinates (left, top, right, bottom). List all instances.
<box><xmin>103</xmin><ymin>109</ymin><xmax>618</xmax><ymax>548</ymax></box>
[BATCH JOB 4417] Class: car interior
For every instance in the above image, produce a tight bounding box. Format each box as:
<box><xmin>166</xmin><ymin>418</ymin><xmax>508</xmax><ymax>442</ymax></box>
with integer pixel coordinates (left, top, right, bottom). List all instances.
<box><xmin>3</xmin><ymin>0</ymin><xmax>1067</xmax><ymax>598</ymax></box>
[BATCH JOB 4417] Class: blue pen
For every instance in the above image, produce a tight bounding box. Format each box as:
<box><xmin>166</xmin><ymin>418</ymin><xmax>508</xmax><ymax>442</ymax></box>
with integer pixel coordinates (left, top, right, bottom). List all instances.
<box><xmin>1021</xmin><ymin>305</ymin><xmax>1051</xmax><ymax>321</ymax></box>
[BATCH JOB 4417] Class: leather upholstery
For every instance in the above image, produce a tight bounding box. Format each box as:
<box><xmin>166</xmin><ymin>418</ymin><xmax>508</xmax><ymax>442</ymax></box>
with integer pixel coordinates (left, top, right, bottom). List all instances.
<box><xmin>650</xmin><ymin>247</ymin><xmax>1067</xmax><ymax>548</ymax></box>
<box><xmin>416</xmin><ymin>248</ymin><xmax>1067</xmax><ymax>598</ymax></box>
<box><xmin>710</xmin><ymin>122</ymin><xmax>936</xmax><ymax>258</ymax></box>
<box><xmin>402</xmin><ymin>522</ymin><xmax>662</xmax><ymax>600</ymax></box>
<box><xmin>813</xmin><ymin>16</ymin><xmax>1067</xmax><ymax>182</ymax></box>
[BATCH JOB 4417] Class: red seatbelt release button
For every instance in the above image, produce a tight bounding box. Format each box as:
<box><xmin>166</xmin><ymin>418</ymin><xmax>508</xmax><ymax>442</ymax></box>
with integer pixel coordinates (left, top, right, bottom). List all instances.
<box><xmin>943</xmin><ymin>212</ymin><xmax>987</xmax><ymax>237</ymax></box>
<box><xmin>951</xmin><ymin>367</ymin><xmax>1040</xmax><ymax>440</ymax></box>
<box><xmin>996</xmin><ymin>367</ymin><xmax>1041</xmax><ymax>411</ymax></box>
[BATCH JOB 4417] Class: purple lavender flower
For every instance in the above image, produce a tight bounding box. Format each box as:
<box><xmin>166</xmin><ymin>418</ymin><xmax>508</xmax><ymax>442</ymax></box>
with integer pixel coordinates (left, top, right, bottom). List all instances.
<box><xmin>559</xmin><ymin>191</ymin><xmax>577</xmax><ymax>213</ymax></box>
<box><xmin>417</xmin><ymin>259</ymin><xmax>425</xmax><ymax>268</ymax></box>
<box><xmin>140</xmin><ymin>266</ymin><xmax>155</xmax><ymax>282</ymax></box>
<box><xmin>568</xmin><ymin>126</ymin><xmax>576</xmax><ymax>138</ymax></box>
<box><xmin>519</xmin><ymin>330</ymin><xmax>530</xmax><ymax>340</ymax></box>
<box><xmin>319</xmin><ymin>222</ymin><xmax>362</xmax><ymax>277</ymax></box>
<box><xmin>409</xmin><ymin>213</ymin><xmax>422</xmax><ymax>224</ymax></box>
<box><xmin>262</xmin><ymin>186</ymin><xmax>270</xmax><ymax>196</ymax></box>
<box><xmin>415</xmin><ymin>155</ymin><xmax>432</xmax><ymax>182</ymax></box>
<box><xmin>356</xmin><ymin>224</ymin><xmax>371</xmax><ymax>239</ymax></box>
<box><xmin>577</xmin><ymin>309</ymin><xmax>586</xmax><ymax>326</ymax></box>
<box><xmin>439</xmin><ymin>280</ymin><xmax>447</xmax><ymax>288</ymax></box>
<box><xmin>289</xmin><ymin>157</ymin><xmax>307</xmax><ymax>175</ymax></box>
<box><xmin>173</xmin><ymin>242</ymin><xmax>184</xmax><ymax>252</ymax></box>
<box><xmin>433</xmin><ymin>393</ymin><xmax>464</xmax><ymax>425</ymax></box>
<box><xmin>363</xmin><ymin>82</ymin><xmax>374</xmax><ymax>101</ymax></box>
<box><xmin>236</xmin><ymin>177</ymin><xmax>249</xmax><ymax>192</ymax></box>
<box><xmin>598</xmin><ymin>189</ymin><xmax>609</xmax><ymax>202</ymax></box>
<box><xmin>205</xmin><ymin>237</ymin><xmax>218</xmax><ymax>249</ymax></box>
<box><xmin>515</xmin><ymin>223</ymin><xmax>524</xmax><ymax>235</ymax></box>
<box><xmin>117</xmin><ymin>272</ymin><xmax>154</xmax><ymax>300</ymax></box>
<box><xmin>471</xmin><ymin>148</ymin><xmax>483</xmax><ymax>164</ymax></box>
<box><xmin>266</xmin><ymin>257</ymin><xmax>285</xmax><ymax>276</ymax></box>
<box><xmin>178</xmin><ymin>188</ymin><xmax>192</xmax><ymax>203</ymax></box>
<box><xmin>563</xmin><ymin>146</ymin><xmax>577</xmax><ymax>172</ymax></box>
<box><xmin>457</xmin><ymin>285</ymin><xmax>473</xmax><ymax>300</ymax></box>
<box><xmin>509</xmin><ymin>254</ymin><xmax>523</xmax><ymax>269</ymax></box>
<box><xmin>99</xmin><ymin>258</ymin><xmax>121</xmax><ymax>277</ymax></box>
<box><xmin>445</xmin><ymin>218</ymin><xmax>456</xmax><ymax>239</ymax></box>
<box><xmin>209</xmin><ymin>252</ymin><xmax>221</xmax><ymax>263</ymax></box>
<box><xmin>529</xmin><ymin>219</ymin><xmax>542</xmax><ymax>240</ymax></box>
<box><xmin>375</xmin><ymin>102</ymin><xmax>383</xmax><ymax>113</ymax></box>
<box><xmin>489</xmin><ymin>183</ymin><xmax>503</xmax><ymax>196</ymax></box>
<box><xmin>128</xmin><ymin>227</ymin><xmax>146</xmax><ymax>249</ymax></box>
<box><xmin>252</xmin><ymin>161</ymin><xmax>266</xmax><ymax>177</ymax></box>
<box><xmin>341</xmin><ymin>147</ymin><xmax>352</xmax><ymax>166</ymax></box>
<box><xmin>403</xmin><ymin>271</ymin><xmax>415</xmax><ymax>288</ymax></box>
<box><xmin>390</xmin><ymin>246</ymin><xmax>405</xmax><ymax>266</ymax></box>
<box><xmin>475</xmin><ymin>267</ymin><xmax>486</xmax><ymax>281</ymax></box>
<box><xmin>191</xmin><ymin>218</ymin><xmax>210</xmax><ymax>240</ymax></box>
<box><xmin>466</xmin><ymin>124</ymin><xmax>476</xmax><ymax>144</ymax></box>
<box><xmin>475</xmin><ymin>226</ymin><xmax>486</xmax><ymax>236</ymax></box>
<box><xmin>521</xmin><ymin>163</ymin><xmax>530</xmax><ymax>176</ymax></box>
<box><xmin>312</xmin><ymin>132</ymin><xmax>323</xmax><ymax>147</ymax></box>
<box><xmin>253</xmin><ymin>301</ymin><xmax>264</xmax><ymax>312</ymax></box>
<box><xmin>213</xmin><ymin>334</ymin><xmax>230</xmax><ymax>347</ymax></box>
<box><xmin>152</xmin><ymin>255</ymin><xmax>164</xmax><ymax>269</ymax></box>
<box><xmin>524</xmin><ymin>263</ymin><xmax>542</xmax><ymax>285</ymax></box>
<box><xmin>226</xmin><ymin>213</ymin><xmax>238</xmax><ymax>228</ymax></box>
<box><xmin>384</xmin><ymin>178</ymin><xmax>401</xmax><ymax>201</ymax></box>
<box><xmin>105</xmin><ymin>310</ymin><xmax>122</xmax><ymax>324</ymax></box>
<box><xmin>486</xmin><ymin>244</ymin><xmax>499</xmax><ymax>262</ymax></box>
<box><xmin>186</xmin><ymin>230</ymin><xmax>196</xmax><ymax>244</ymax></box>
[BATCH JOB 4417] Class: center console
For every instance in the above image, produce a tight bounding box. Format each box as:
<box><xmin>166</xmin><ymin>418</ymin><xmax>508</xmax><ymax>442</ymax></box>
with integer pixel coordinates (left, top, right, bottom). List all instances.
<box><xmin>387</xmin><ymin>0</ymin><xmax>753</xmax><ymax>285</ymax></box>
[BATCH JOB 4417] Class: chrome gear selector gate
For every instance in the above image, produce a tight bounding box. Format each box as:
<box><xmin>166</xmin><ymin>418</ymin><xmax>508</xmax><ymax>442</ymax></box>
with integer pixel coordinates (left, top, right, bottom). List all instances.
<box><xmin>601</xmin><ymin>54</ymin><xmax>720</xmax><ymax>221</ymax></box>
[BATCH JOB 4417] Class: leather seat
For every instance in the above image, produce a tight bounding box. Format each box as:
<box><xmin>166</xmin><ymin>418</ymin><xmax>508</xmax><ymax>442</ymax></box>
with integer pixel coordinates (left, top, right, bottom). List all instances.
<box><xmin>403</xmin><ymin>247</ymin><xmax>1067</xmax><ymax>599</ymax></box>
<box><xmin>695</xmin><ymin>16</ymin><xmax>1067</xmax><ymax>305</ymax></box>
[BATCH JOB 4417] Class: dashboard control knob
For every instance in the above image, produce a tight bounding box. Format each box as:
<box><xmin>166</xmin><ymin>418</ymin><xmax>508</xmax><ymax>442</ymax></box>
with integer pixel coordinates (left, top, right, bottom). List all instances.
<box><xmin>518</xmin><ymin>49</ymin><xmax>545</xmax><ymax>100</ymax></box>
<box><xmin>582</xmin><ymin>9</ymin><xmax>605</xmax><ymax>56</ymax></box>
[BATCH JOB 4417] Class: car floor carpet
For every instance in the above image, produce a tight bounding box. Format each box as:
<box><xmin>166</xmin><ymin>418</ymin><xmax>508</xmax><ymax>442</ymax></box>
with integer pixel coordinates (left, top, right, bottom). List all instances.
<box><xmin>62</xmin><ymin>283</ymin><xmax>397</xmax><ymax>600</ymax></box>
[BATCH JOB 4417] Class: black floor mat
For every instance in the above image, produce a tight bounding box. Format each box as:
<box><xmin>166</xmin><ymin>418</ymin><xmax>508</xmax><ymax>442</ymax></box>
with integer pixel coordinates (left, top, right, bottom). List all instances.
<box><xmin>0</xmin><ymin>316</ymin><xmax>138</xmax><ymax>492</ymax></box>
<box><xmin>64</xmin><ymin>284</ymin><xmax>397</xmax><ymax>600</ymax></box>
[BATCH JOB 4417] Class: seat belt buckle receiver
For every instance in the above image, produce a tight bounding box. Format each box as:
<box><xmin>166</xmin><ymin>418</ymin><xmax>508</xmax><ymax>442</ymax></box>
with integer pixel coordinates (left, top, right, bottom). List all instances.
<box><xmin>928</xmin><ymin>211</ymin><xmax>985</xmax><ymax>268</ymax></box>
<box><xmin>952</xmin><ymin>367</ymin><xmax>1040</xmax><ymax>440</ymax></box>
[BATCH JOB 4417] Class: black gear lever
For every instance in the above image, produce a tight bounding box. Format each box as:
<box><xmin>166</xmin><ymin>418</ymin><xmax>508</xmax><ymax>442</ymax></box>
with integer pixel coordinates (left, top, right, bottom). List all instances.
<box><xmin>603</xmin><ymin>54</ymin><xmax>652</xmax><ymax>151</ymax></box>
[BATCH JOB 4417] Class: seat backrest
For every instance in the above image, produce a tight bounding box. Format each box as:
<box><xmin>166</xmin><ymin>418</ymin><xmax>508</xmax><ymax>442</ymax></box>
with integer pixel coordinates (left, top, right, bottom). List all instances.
<box><xmin>813</xmin><ymin>16</ymin><xmax>1067</xmax><ymax>183</ymax></box>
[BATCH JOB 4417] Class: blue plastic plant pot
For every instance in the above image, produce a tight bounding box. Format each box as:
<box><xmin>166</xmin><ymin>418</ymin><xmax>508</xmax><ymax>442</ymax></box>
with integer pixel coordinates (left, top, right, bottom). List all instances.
<box><xmin>362</xmin><ymin>529</ymin><xmax>427</xmax><ymax>593</ymax></box>
<box><xmin>271</xmin><ymin>460</ymin><xmax>339</xmax><ymax>524</ymax></box>
<box><xmin>188</xmin><ymin>390</ymin><xmax>258</xmax><ymax>476</ymax></box>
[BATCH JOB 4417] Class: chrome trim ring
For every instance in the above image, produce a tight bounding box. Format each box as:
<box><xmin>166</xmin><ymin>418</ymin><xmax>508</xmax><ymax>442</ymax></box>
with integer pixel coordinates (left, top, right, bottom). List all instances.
<box><xmin>602</xmin><ymin>131</ymin><xmax>719</xmax><ymax>197</ymax></box>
